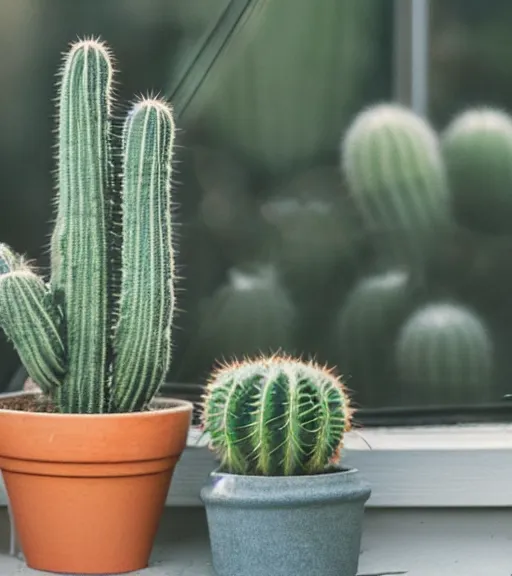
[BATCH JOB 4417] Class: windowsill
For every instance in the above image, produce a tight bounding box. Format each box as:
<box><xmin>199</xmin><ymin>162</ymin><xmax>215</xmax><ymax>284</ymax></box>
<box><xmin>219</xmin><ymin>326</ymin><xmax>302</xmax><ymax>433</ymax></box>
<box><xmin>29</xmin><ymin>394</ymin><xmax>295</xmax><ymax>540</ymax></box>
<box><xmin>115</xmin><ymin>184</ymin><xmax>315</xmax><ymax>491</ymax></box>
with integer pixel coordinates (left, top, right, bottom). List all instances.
<box><xmin>0</xmin><ymin>507</ymin><xmax>510</xmax><ymax>575</ymax></box>
<box><xmin>172</xmin><ymin>424</ymin><xmax>512</xmax><ymax>508</ymax></box>
<box><xmin>1</xmin><ymin>423</ymin><xmax>511</xmax><ymax>509</ymax></box>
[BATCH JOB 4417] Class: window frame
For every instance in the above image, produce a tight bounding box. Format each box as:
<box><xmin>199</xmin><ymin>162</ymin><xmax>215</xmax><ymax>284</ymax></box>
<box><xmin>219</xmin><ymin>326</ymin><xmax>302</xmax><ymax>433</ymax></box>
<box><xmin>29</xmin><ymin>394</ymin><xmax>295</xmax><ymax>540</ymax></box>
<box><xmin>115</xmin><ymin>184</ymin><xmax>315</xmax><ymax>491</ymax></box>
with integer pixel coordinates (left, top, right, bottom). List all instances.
<box><xmin>393</xmin><ymin>0</ymin><xmax>430</xmax><ymax>117</ymax></box>
<box><xmin>64</xmin><ymin>425</ymin><xmax>512</xmax><ymax>509</ymax></box>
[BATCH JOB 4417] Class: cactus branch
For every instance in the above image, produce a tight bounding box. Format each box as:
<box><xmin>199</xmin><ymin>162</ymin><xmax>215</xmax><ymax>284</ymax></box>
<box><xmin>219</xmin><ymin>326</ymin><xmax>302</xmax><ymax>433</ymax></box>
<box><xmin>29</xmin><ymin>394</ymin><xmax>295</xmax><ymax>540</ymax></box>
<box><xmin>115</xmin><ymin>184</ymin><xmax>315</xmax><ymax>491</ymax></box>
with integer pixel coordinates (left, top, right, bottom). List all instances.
<box><xmin>51</xmin><ymin>39</ymin><xmax>114</xmax><ymax>413</ymax></box>
<box><xmin>0</xmin><ymin>244</ymin><xmax>19</xmax><ymax>275</ymax></box>
<box><xmin>113</xmin><ymin>98</ymin><xmax>176</xmax><ymax>412</ymax></box>
<box><xmin>0</xmin><ymin>270</ymin><xmax>65</xmax><ymax>395</ymax></box>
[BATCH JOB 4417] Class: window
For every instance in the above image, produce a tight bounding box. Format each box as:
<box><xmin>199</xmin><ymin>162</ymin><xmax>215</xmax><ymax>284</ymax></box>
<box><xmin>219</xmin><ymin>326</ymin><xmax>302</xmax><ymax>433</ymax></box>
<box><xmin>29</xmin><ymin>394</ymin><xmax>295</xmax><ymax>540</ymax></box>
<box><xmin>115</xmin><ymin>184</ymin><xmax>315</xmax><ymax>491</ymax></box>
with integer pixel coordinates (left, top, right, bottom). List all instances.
<box><xmin>2</xmin><ymin>0</ymin><xmax>512</xmax><ymax>440</ymax></box>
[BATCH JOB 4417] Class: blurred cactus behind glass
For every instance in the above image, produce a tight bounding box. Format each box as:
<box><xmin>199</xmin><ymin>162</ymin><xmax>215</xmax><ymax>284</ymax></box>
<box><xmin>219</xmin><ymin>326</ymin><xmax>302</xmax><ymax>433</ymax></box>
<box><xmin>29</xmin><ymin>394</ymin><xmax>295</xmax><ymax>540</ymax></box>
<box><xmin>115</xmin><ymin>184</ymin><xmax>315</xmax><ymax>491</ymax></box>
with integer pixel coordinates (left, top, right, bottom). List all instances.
<box><xmin>196</xmin><ymin>147</ymin><xmax>260</xmax><ymax>264</ymax></box>
<box><xmin>201</xmin><ymin>356</ymin><xmax>351</xmax><ymax>475</ymax></box>
<box><xmin>342</xmin><ymin>104</ymin><xmax>451</xmax><ymax>267</ymax></box>
<box><xmin>442</xmin><ymin>108</ymin><xmax>512</xmax><ymax>234</ymax></box>
<box><xmin>261</xmin><ymin>167</ymin><xmax>359</xmax><ymax>282</ymax></box>
<box><xmin>182</xmin><ymin>0</ymin><xmax>385</xmax><ymax>174</ymax></box>
<box><xmin>182</xmin><ymin>265</ymin><xmax>296</xmax><ymax>376</ymax></box>
<box><xmin>334</xmin><ymin>270</ymin><xmax>414</xmax><ymax>407</ymax></box>
<box><xmin>0</xmin><ymin>39</ymin><xmax>176</xmax><ymax>413</ymax></box>
<box><xmin>395</xmin><ymin>303</ymin><xmax>494</xmax><ymax>405</ymax></box>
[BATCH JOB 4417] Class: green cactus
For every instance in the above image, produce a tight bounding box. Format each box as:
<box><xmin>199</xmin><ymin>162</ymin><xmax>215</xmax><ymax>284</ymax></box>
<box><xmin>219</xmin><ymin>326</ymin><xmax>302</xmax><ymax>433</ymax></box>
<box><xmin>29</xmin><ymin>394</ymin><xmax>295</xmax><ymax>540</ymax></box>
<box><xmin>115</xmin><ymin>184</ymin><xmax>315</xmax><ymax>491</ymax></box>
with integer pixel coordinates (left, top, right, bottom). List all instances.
<box><xmin>342</xmin><ymin>104</ymin><xmax>451</xmax><ymax>262</ymax></box>
<box><xmin>334</xmin><ymin>270</ymin><xmax>412</xmax><ymax>406</ymax></box>
<box><xmin>442</xmin><ymin>108</ymin><xmax>512</xmax><ymax>234</ymax></box>
<box><xmin>395</xmin><ymin>303</ymin><xmax>494</xmax><ymax>405</ymax></box>
<box><xmin>0</xmin><ymin>268</ymin><xmax>66</xmax><ymax>396</ymax></box>
<box><xmin>0</xmin><ymin>244</ymin><xmax>20</xmax><ymax>275</ymax></box>
<box><xmin>191</xmin><ymin>264</ymin><xmax>296</xmax><ymax>370</ymax></box>
<box><xmin>112</xmin><ymin>98</ymin><xmax>175</xmax><ymax>413</ymax></box>
<box><xmin>0</xmin><ymin>39</ymin><xmax>176</xmax><ymax>413</ymax></box>
<box><xmin>201</xmin><ymin>356</ymin><xmax>352</xmax><ymax>476</ymax></box>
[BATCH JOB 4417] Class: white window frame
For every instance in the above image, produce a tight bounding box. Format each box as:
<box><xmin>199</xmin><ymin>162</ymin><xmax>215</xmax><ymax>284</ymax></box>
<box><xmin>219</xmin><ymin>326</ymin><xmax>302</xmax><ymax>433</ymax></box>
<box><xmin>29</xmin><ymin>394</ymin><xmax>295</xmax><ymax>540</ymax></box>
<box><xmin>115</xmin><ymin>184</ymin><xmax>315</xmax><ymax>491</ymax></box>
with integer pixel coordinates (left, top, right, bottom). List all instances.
<box><xmin>63</xmin><ymin>424</ymin><xmax>510</xmax><ymax>509</ymax></box>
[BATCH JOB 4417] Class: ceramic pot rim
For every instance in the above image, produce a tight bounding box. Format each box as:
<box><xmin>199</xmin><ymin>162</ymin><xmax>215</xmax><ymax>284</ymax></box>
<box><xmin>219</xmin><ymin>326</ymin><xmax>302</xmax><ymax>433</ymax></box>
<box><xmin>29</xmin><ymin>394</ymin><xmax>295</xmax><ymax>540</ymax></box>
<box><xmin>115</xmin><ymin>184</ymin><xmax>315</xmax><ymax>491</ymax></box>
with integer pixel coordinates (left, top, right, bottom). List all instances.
<box><xmin>209</xmin><ymin>465</ymin><xmax>359</xmax><ymax>481</ymax></box>
<box><xmin>201</xmin><ymin>465</ymin><xmax>372</xmax><ymax>508</ymax></box>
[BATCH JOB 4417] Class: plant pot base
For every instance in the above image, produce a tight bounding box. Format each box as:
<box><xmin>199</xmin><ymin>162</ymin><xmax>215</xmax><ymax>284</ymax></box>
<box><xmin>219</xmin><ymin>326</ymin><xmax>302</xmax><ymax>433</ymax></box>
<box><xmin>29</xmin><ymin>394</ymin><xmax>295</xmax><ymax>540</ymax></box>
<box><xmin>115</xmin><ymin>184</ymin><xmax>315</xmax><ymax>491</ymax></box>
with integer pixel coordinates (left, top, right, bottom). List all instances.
<box><xmin>3</xmin><ymin>467</ymin><xmax>173</xmax><ymax>574</ymax></box>
<box><xmin>0</xmin><ymin>393</ymin><xmax>192</xmax><ymax>574</ymax></box>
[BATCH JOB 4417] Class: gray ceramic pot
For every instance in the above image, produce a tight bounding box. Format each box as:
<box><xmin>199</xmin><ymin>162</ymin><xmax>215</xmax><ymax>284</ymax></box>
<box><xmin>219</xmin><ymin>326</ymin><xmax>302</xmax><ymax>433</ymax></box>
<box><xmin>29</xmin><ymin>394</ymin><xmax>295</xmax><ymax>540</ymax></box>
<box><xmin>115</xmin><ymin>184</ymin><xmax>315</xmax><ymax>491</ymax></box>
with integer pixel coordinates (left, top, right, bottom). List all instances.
<box><xmin>201</xmin><ymin>466</ymin><xmax>371</xmax><ymax>576</ymax></box>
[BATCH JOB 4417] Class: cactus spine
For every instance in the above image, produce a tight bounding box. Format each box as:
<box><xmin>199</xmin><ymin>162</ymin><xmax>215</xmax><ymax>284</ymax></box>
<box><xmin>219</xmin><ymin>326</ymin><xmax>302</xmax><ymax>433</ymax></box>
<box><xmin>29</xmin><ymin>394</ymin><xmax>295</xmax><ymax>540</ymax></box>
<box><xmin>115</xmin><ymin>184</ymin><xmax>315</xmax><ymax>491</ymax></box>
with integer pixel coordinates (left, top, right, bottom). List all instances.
<box><xmin>201</xmin><ymin>356</ymin><xmax>352</xmax><ymax>476</ymax></box>
<box><xmin>342</xmin><ymin>104</ymin><xmax>451</xmax><ymax>236</ymax></box>
<box><xmin>395</xmin><ymin>303</ymin><xmax>494</xmax><ymax>405</ymax></box>
<box><xmin>442</xmin><ymin>108</ymin><xmax>512</xmax><ymax>234</ymax></box>
<box><xmin>0</xmin><ymin>39</ymin><xmax>176</xmax><ymax>413</ymax></box>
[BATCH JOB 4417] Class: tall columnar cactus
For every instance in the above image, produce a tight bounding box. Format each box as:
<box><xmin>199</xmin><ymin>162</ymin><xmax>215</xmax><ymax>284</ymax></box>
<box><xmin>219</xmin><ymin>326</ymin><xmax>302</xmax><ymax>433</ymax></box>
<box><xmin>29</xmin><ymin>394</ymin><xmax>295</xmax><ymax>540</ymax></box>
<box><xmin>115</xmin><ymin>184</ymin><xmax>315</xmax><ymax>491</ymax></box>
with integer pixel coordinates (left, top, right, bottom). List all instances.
<box><xmin>442</xmin><ymin>108</ymin><xmax>512</xmax><ymax>234</ymax></box>
<box><xmin>201</xmin><ymin>356</ymin><xmax>352</xmax><ymax>476</ymax></box>
<box><xmin>342</xmin><ymin>104</ymin><xmax>451</xmax><ymax>244</ymax></box>
<box><xmin>395</xmin><ymin>303</ymin><xmax>494</xmax><ymax>405</ymax></box>
<box><xmin>0</xmin><ymin>39</ymin><xmax>176</xmax><ymax>413</ymax></box>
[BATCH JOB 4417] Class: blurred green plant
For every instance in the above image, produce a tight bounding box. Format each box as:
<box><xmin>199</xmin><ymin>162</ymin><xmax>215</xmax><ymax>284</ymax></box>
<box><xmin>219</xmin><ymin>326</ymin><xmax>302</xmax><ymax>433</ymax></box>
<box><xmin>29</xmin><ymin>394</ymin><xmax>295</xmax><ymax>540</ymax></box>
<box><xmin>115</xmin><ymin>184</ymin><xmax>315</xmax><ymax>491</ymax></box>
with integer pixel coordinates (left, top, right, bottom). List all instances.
<box><xmin>342</xmin><ymin>104</ymin><xmax>451</xmax><ymax>268</ymax></box>
<box><xmin>334</xmin><ymin>270</ymin><xmax>413</xmax><ymax>407</ymax></box>
<box><xmin>442</xmin><ymin>107</ymin><xmax>512</xmax><ymax>234</ymax></box>
<box><xmin>182</xmin><ymin>264</ymin><xmax>296</xmax><ymax>375</ymax></box>
<box><xmin>395</xmin><ymin>303</ymin><xmax>494</xmax><ymax>405</ymax></box>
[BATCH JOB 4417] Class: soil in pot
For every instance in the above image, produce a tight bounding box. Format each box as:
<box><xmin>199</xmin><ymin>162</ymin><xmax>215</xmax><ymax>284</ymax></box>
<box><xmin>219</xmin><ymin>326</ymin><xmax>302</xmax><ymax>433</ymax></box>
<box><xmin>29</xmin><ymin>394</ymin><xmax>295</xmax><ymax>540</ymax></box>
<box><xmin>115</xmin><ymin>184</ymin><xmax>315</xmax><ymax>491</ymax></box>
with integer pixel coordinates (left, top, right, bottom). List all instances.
<box><xmin>201</xmin><ymin>466</ymin><xmax>371</xmax><ymax>576</ymax></box>
<box><xmin>0</xmin><ymin>392</ymin><xmax>192</xmax><ymax>575</ymax></box>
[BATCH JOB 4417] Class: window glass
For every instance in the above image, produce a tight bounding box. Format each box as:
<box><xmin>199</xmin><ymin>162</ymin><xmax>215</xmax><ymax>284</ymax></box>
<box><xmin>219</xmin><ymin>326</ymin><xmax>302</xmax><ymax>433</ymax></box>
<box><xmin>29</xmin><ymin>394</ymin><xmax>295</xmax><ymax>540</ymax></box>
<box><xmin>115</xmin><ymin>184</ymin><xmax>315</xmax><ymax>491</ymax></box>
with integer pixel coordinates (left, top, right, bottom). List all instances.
<box><xmin>430</xmin><ymin>0</ymin><xmax>512</xmax><ymax>127</ymax></box>
<box><xmin>11</xmin><ymin>1</ymin><xmax>508</xmax><ymax>424</ymax></box>
<box><xmin>425</xmin><ymin>0</ymin><xmax>512</xmax><ymax>420</ymax></box>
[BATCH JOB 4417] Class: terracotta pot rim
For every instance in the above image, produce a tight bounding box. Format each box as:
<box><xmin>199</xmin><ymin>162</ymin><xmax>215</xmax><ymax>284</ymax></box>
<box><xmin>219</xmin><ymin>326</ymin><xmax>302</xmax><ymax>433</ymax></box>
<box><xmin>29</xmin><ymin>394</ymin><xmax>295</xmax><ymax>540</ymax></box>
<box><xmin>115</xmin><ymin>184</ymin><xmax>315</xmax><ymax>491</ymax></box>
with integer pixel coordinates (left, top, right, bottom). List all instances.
<box><xmin>0</xmin><ymin>392</ymin><xmax>193</xmax><ymax>420</ymax></box>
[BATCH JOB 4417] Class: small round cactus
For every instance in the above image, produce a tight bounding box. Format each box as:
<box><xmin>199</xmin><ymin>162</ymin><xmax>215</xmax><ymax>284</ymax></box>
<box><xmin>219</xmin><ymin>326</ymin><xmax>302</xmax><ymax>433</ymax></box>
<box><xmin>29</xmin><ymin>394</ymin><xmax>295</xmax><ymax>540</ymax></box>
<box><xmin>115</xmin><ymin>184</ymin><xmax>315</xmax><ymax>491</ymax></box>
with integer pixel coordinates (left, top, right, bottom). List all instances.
<box><xmin>395</xmin><ymin>303</ymin><xmax>494</xmax><ymax>405</ymax></box>
<box><xmin>342</xmin><ymin>104</ymin><xmax>451</xmax><ymax>247</ymax></box>
<box><xmin>201</xmin><ymin>356</ymin><xmax>352</xmax><ymax>476</ymax></box>
<box><xmin>442</xmin><ymin>107</ymin><xmax>512</xmax><ymax>233</ymax></box>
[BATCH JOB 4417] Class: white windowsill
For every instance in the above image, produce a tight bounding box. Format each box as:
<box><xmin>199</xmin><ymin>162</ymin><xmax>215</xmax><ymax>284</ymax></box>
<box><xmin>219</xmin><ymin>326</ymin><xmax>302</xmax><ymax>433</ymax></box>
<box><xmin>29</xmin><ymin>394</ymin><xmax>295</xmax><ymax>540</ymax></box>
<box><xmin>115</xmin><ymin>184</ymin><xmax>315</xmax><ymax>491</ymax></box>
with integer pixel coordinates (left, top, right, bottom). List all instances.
<box><xmin>1</xmin><ymin>423</ymin><xmax>511</xmax><ymax>508</ymax></box>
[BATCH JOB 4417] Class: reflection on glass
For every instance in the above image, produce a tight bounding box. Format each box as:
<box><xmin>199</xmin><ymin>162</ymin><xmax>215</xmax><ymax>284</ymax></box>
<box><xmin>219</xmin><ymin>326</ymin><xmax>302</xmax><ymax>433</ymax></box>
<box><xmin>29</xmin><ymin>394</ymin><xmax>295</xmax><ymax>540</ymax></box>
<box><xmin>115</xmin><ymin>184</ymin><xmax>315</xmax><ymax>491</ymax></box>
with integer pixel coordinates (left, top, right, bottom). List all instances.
<box><xmin>168</xmin><ymin>0</ymin><xmax>511</xmax><ymax>413</ymax></box>
<box><xmin>169</xmin><ymin>0</ymin><xmax>394</xmax><ymax>409</ymax></box>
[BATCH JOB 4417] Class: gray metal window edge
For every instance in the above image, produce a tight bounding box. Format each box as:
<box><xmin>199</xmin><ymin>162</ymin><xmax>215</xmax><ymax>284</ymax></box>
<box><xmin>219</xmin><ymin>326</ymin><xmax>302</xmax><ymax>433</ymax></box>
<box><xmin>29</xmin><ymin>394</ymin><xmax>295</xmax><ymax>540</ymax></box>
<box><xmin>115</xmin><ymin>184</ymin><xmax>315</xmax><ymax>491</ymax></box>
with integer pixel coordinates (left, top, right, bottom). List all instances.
<box><xmin>166</xmin><ymin>0</ymin><xmax>258</xmax><ymax>118</ymax></box>
<box><xmin>394</xmin><ymin>0</ymin><xmax>430</xmax><ymax>116</ymax></box>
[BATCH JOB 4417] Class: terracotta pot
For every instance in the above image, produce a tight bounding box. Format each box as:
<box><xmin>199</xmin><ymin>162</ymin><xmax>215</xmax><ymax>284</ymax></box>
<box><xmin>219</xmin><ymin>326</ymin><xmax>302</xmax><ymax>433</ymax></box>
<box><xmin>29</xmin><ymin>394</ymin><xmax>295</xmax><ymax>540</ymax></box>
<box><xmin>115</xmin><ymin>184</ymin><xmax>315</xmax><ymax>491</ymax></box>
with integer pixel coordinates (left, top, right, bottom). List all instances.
<box><xmin>0</xmin><ymin>393</ymin><xmax>193</xmax><ymax>574</ymax></box>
